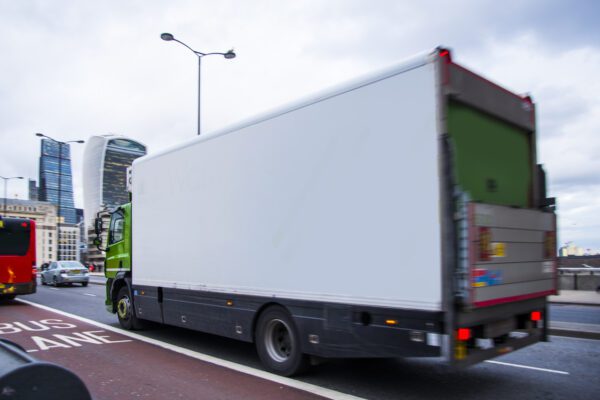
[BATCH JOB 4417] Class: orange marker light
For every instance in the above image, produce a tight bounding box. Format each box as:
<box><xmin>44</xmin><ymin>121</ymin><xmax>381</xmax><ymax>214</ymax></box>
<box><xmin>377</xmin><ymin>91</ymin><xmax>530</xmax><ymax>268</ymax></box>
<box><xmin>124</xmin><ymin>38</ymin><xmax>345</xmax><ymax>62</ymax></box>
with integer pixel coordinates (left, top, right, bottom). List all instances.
<box><xmin>385</xmin><ymin>319</ymin><xmax>398</xmax><ymax>326</ymax></box>
<box><xmin>457</xmin><ymin>328</ymin><xmax>471</xmax><ymax>341</ymax></box>
<box><xmin>531</xmin><ymin>311</ymin><xmax>542</xmax><ymax>321</ymax></box>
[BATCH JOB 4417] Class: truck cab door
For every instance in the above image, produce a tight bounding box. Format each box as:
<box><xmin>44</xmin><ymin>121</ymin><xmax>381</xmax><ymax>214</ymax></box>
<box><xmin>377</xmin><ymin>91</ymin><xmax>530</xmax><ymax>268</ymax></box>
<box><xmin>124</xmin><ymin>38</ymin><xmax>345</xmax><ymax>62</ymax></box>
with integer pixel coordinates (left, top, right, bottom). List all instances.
<box><xmin>105</xmin><ymin>209</ymin><xmax>130</xmax><ymax>277</ymax></box>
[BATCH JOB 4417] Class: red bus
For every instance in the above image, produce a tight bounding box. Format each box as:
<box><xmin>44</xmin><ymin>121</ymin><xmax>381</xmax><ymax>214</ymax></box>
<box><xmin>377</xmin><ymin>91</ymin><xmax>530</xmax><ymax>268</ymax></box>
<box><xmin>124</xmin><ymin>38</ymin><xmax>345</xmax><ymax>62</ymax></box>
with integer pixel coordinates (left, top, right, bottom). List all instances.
<box><xmin>0</xmin><ymin>217</ymin><xmax>37</xmax><ymax>300</ymax></box>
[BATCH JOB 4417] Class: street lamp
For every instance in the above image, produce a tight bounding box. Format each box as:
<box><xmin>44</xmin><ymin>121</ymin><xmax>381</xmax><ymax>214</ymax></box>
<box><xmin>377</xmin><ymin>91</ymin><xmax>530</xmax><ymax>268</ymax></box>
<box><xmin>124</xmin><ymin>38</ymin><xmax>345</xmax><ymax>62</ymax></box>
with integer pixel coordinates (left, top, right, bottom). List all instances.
<box><xmin>35</xmin><ymin>133</ymin><xmax>84</xmax><ymax>261</ymax></box>
<box><xmin>160</xmin><ymin>32</ymin><xmax>236</xmax><ymax>135</ymax></box>
<box><xmin>0</xmin><ymin>176</ymin><xmax>24</xmax><ymax>217</ymax></box>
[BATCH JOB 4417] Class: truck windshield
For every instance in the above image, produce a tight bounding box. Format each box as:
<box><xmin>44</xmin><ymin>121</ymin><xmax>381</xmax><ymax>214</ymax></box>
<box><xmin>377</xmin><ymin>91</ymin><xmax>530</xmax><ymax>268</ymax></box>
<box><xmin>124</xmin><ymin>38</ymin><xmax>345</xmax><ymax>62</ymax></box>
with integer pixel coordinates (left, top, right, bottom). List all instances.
<box><xmin>0</xmin><ymin>220</ymin><xmax>30</xmax><ymax>256</ymax></box>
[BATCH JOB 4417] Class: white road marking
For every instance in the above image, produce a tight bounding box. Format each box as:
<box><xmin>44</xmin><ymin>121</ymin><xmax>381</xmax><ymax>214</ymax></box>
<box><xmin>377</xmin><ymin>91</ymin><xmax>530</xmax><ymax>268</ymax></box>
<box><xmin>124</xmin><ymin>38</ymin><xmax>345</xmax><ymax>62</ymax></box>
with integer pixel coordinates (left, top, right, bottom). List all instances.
<box><xmin>485</xmin><ymin>360</ymin><xmax>570</xmax><ymax>375</ymax></box>
<box><xmin>83</xmin><ymin>293</ymin><xmax>97</xmax><ymax>297</ymax></box>
<box><xmin>16</xmin><ymin>299</ymin><xmax>365</xmax><ymax>400</ymax></box>
<box><xmin>49</xmin><ymin>288</ymin><xmax>59</xmax><ymax>291</ymax></box>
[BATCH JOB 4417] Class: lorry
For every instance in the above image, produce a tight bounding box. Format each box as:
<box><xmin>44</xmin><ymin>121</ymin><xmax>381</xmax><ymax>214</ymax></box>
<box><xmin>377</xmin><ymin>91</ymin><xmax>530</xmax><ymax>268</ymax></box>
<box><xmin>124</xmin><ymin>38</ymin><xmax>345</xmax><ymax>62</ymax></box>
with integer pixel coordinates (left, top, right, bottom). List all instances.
<box><xmin>0</xmin><ymin>217</ymin><xmax>37</xmax><ymax>300</ymax></box>
<box><xmin>97</xmin><ymin>47</ymin><xmax>557</xmax><ymax>376</ymax></box>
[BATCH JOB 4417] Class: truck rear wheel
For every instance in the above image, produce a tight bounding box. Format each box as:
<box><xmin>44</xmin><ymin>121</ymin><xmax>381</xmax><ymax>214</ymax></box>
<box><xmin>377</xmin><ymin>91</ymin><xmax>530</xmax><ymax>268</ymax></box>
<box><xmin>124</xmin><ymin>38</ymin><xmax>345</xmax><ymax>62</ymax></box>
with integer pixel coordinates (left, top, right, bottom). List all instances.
<box><xmin>116</xmin><ymin>286</ymin><xmax>144</xmax><ymax>330</ymax></box>
<box><xmin>255</xmin><ymin>305</ymin><xmax>308</xmax><ymax>376</ymax></box>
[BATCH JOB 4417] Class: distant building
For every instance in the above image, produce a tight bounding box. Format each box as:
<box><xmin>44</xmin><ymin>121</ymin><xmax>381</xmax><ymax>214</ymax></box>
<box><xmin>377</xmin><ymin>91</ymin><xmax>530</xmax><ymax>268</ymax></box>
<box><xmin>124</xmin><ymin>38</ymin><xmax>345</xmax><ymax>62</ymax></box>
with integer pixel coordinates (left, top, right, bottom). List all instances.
<box><xmin>28</xmin><ymin>179</ymin><xmax>38</xmax><ymax>201</ymax></box>
<box><xmin>38</xmin><ymin>139</ymin><xmax>77</xmax><ymax>224</ymax></box>
<box><xmin>559</xmin><ymin>242</ymin><xmax>585</xmax><ymax>257</ymax></box>
<box><xmin>1</xmin><ymin>198</ymin><xmax>59</xmax><ymax>265</ymax></box>
<box><xmin>83</xmin><ymin>135</ymin><xmax>147</xmax><ymax>267</ymax></box>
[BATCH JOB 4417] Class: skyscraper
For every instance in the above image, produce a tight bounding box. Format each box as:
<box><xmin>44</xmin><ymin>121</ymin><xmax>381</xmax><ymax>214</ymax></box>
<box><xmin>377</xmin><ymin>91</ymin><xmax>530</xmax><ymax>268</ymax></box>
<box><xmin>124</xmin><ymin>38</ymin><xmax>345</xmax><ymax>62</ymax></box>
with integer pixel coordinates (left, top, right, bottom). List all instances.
<box><xmin>83</xmin><ymin>135</ymin><xmax>147</xmax><ymax>226</ymax></box>
<box><xmin>83</xmin><ymin>135</ymin><xmax>146</xmax><ymax>267</ymax></box>
<box><xmin>28</xmin><ymin>179</ymin><xmax>38</xmax><ymax>201</ymax></box>
<box><xmin>38</xmin><ymin>139</ymin><xmax>77</xmax><ymax>224</ymax></box>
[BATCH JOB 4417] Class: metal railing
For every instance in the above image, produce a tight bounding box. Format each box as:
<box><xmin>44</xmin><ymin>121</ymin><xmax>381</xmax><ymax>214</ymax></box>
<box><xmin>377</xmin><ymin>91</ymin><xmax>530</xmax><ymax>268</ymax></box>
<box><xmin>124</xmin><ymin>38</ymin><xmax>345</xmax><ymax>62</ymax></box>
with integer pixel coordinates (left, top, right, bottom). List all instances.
<box><xmin>558</xmin><ymin>267</ymin><xmax>600</xmax><ymax>274</ymax></box>
<box><xmin>558</xmin><ymin>267</ymin><xmax>600</xmax><ymax>290</ymax></box>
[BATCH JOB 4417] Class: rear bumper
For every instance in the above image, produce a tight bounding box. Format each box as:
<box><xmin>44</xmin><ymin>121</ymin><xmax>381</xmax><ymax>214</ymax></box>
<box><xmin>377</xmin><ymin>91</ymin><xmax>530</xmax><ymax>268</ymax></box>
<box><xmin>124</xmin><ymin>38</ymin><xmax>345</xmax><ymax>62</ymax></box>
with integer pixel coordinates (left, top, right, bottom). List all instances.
<box><xmin>450</xmin><ymin>297</ymin><xmax>548</xmax><ymax>367</ymax></box>
<box><xmin>0</xmin><ymin>280</ymin><xmax>36</xmax><ymax>296</ymax></box>
<box><xmin>451</xmin><ymin>327</ymin><xmax>543</xmax><ymax>368</ymax></box>
<box><xmin>58</xmin><ymin>275</ymin><xmax>89</xmax><ymax>284</ymax></box>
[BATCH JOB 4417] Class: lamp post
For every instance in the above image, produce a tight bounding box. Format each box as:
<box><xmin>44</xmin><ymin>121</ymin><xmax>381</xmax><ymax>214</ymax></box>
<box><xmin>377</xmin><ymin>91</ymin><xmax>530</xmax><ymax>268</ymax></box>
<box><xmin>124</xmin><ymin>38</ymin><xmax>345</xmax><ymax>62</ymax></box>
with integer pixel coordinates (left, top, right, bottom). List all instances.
<box><xmin>0</xmin><ymin>176</ymin><xmax>24</xmax><ymax>217</ymax></box>
<box><xmin>35</xmin><ymin>133</ymin><xmax>84</xmax><ymax>261</ymax></box>
<box><xmin>160</xmin><ymin>33</ymin><xmax>235</xmax><ymax>135</ymax></box>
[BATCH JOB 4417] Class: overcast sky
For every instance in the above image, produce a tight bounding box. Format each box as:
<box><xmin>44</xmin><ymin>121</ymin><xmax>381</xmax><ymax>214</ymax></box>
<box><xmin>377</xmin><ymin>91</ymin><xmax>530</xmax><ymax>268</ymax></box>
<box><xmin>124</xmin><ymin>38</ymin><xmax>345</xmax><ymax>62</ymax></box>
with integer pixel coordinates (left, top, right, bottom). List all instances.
<box><xmin>1</xmin><ymin>0</ymin><xmax>599</xmax><ymax>250</ymax></box>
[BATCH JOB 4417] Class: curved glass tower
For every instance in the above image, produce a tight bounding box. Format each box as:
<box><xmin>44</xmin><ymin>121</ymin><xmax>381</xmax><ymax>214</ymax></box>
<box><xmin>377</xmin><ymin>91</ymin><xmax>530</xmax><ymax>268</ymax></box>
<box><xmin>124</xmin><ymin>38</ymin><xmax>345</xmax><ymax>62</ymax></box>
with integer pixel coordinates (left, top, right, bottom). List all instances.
<box><xmin>83</xmin><ymin>135</ymin><xmax>147</xmax><ymax>227</ymax></box>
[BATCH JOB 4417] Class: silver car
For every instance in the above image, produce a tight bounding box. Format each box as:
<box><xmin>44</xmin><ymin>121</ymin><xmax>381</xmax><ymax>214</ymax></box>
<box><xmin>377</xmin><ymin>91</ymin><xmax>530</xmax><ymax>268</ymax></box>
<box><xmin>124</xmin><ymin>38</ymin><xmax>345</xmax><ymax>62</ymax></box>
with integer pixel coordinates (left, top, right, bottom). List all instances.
<box><xmin>40</xmin><ymin>261</ymin><xmax>89</xmax><ymax>287</ymax></box>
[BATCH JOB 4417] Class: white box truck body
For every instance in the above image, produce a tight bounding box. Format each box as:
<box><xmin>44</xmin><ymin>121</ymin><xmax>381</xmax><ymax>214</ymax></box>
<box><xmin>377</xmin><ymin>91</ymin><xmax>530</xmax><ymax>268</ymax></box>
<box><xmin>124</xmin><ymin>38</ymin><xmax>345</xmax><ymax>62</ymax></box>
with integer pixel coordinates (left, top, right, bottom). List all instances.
<box><xmin>102</xmin><ymin>48</ymin><xmax>557</xmax><ymax>375</ymax></box>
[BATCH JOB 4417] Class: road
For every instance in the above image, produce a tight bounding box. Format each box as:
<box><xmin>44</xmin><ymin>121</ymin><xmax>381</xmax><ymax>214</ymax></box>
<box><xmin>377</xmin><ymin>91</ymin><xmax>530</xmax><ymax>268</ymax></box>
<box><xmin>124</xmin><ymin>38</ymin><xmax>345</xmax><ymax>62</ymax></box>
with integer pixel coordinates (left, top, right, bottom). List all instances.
<box><xmin>3</xmin><ymin>282</ymin><xmax>599</xmax><ymax>400</ymax></box>
<box><xmin>549</xmin><ymin>303</ymin><xmax>600</xmax><ymax>324</ymax></box>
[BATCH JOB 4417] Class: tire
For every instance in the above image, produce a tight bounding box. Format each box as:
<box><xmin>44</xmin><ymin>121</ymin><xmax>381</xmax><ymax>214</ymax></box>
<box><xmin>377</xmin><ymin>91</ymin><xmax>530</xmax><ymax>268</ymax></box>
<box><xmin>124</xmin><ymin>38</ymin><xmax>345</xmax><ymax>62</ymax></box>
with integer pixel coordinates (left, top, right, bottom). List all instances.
<box><xmin>255</xmin><ymin>305</ymin><xmax>309</xmax><ymax>376</ymax></box>
<box><xmin>0</xmin><ymin>295</ymin><xmax>16</xmax><ymax>301</ymax></box>
<box><xmin>116</xmin><ymin>286</ymin><xmax>144</xmax><ymax>330</ymax></box>
<box><xmin>41</xmin><ymin>275</ymin><xmax>47</xmax><ymax>285</ymax></box>
<box><xmin>82</xmin><ymin>282</ymin><xmax>88</xmax><ymax>287</ymax></box>
<box><xmin>52</xmin><ymin>276</ymin><xmax>59</xmax><ymax>287</ymax></box>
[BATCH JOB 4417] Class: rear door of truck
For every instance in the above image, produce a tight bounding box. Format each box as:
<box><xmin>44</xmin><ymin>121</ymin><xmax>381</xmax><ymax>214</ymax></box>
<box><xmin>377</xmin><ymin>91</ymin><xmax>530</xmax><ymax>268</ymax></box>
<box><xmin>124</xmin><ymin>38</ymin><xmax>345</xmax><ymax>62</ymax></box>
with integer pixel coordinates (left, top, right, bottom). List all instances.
<box><xmin>447</xmin><ymin>100</ymin><xmax>556</xmax><ymax>308</ymax></box>
<box><xmin>436</xmin><ymin>49</ymin><xmax>557</xmax><ymax>365</ymax></box>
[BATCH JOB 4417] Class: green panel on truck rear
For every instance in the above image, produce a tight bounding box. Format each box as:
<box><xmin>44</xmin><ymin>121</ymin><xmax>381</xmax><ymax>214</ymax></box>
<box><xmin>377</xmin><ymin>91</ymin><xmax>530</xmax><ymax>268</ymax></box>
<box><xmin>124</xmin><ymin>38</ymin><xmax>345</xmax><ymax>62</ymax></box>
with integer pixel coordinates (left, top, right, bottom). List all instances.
<box><xmin>447</xmin><ymin>102</ymin><xmax>531</xmax><ymax>207</ymax></box>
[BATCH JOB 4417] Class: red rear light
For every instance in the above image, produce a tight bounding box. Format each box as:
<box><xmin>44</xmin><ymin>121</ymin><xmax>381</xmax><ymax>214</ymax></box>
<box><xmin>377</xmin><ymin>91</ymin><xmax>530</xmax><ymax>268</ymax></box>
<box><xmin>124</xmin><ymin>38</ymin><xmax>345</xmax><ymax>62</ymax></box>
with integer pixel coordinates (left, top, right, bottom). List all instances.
<box><xmin>439</xmin><ymin>48</ymin><xmax>452</xmax><ymax>63</ymax></box>
<box><xmin>479</xmin><ymin>227</ymin><xmax>491</xmax><ymax>262</ymax></box>
<box><xmin>457</xmin><ymin>328</ymin><xmax>471</xmax><ymax>341</ymax></box>
<box><xmin>531</xmin><ymin>311</ymin><xmax>542</xmax><ymax>321</ymax></box>
<box><xmin>21</xmin><ymin>222</ymin><xmax>28</xmax><ymax>227</ymax></box>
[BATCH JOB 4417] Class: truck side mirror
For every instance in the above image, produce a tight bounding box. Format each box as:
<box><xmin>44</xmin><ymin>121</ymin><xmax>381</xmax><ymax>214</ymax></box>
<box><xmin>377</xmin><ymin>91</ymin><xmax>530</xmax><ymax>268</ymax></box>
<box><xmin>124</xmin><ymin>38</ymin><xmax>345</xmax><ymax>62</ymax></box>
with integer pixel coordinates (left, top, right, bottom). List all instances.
<box><xmin>94</xmin><ymin>217</ymin><xmax>103</xmax><ymax>235</ymax></box>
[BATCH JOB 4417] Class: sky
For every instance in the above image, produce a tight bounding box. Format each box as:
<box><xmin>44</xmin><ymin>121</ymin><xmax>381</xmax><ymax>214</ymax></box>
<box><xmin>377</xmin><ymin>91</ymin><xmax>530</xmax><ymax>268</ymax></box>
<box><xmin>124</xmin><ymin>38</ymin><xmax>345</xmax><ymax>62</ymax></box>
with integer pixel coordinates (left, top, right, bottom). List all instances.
<box><xmin>1</xmin><ymin>0</ymin><xmax>599</xmax><ymax>250</ymax></box>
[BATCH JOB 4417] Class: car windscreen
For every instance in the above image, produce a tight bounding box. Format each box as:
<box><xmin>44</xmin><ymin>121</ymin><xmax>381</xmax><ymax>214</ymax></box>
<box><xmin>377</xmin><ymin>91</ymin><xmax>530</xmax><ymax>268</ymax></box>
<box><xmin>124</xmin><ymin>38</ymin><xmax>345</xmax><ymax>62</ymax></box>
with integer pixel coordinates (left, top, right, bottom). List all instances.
<box><xmin>0</xmin><ymin>220</ymin><xmax>30</xmax><ymax>256</ymax></box>
<box><xmin>59</xmin><ymin>261</ymin><xmax>86</xmax><ymax>269</ymax></box>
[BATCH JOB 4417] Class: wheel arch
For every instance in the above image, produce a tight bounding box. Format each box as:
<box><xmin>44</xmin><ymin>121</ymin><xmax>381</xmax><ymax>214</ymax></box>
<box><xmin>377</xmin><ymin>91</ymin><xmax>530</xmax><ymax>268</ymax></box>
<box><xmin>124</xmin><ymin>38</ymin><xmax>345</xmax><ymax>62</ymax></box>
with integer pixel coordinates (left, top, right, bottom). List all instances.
<box><xmin>252</xmin><ymin>302</ymin><xmax>289</xmax><ymax>343</ymax></box>
<box><xmin>109</xmin><ymin>272</ymin><xmax>132</xmax><ymax>313</ymax></box>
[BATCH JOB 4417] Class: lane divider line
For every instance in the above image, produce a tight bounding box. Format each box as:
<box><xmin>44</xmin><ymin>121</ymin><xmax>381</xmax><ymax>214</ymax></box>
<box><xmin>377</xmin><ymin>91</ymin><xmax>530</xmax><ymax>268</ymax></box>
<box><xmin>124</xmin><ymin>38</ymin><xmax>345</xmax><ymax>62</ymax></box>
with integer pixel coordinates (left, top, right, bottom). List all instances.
<box><xmin>485</xmin><ymin>360</ymin><xmax>570</xmax><ymax>375</ymax></box>
<box><xmin>83</xmin><ymin>293</ymin><xmax>97</xmax><ymax>297</ymax></box>
<box><xmin>16</xmin><ymin>299</ymin><xmax>365</xmax><ymax>400</ymax></box>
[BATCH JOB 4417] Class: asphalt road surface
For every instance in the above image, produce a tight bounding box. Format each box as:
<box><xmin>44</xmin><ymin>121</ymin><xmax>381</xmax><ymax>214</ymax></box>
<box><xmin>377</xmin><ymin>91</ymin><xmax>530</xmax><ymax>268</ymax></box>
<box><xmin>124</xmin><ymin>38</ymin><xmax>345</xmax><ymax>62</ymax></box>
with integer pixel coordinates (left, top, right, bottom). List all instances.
<box><xmin>3</xmin><ymin>282</ymin><xmax>599</xmax><ymax>400</ymax></box>
<box><xmin>549</xmin><ymin>303</ymin><xmax>600</xmax><ymax>324</ymax></box>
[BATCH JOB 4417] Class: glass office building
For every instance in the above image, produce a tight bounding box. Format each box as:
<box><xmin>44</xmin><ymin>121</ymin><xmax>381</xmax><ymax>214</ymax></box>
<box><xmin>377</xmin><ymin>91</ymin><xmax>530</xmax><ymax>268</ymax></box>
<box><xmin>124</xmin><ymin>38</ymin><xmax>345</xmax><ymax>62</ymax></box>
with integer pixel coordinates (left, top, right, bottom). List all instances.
<box><xmin>83</xmin><ymin>135</ymin><xmax>147</xmax><ymax>225</ymax></box>
<box><xmin>38</xmin><ymin>139</ymin><xmax>77</xmax><ymax>224</ymax></box>
<box><xmin>83</xmin><ymin>135</ymin><xmax>146</xmax><ymax>267</ymax></box>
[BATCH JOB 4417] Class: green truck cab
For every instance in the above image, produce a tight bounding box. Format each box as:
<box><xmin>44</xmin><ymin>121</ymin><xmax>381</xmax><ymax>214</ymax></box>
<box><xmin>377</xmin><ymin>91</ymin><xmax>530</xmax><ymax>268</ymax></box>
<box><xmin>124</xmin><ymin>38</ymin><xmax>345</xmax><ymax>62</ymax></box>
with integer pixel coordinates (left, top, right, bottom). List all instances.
<box><xmin>96</xmin><ymin>203</ymin><xmax>140</xmax><ymax>329</ymax></box>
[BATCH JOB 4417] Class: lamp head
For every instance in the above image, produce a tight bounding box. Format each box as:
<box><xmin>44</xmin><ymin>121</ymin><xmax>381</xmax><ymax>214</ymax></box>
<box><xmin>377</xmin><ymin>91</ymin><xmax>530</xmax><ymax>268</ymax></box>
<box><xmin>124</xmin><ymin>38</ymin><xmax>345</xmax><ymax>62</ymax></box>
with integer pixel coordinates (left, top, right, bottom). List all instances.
<box><xmin>224</xmin><ymin>49</ymin><xmax>236</xmax><ymax>59</ymax></box>
<box><xmin>160</xmin><ymin>33</ymin><xmax>174</xmax><ymax>41</ymax></box>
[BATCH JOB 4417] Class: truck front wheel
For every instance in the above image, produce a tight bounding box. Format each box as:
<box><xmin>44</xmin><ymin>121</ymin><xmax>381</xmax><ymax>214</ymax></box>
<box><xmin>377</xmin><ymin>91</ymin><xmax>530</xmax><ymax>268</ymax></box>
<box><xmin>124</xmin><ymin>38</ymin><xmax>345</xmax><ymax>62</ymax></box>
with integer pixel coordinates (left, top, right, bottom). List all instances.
<box><xmin>255</xmin><ymin>305</ymin><xmax>308</xmax><ymax>376</ymax></box>
<box><xmin>116</xmin><ymin>286</ymin><xmax>144</xmax><ymax>330</ymax></box>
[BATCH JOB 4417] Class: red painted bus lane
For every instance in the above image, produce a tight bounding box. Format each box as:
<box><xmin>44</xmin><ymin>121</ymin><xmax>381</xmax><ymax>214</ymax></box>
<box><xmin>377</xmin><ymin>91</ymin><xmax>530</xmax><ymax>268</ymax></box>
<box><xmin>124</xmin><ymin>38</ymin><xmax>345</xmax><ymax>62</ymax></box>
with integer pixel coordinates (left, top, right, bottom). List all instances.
<box><xmin>1</xmin><ymin>301</ymin><xmax>330</xmax><ymax>400</ymax></box>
